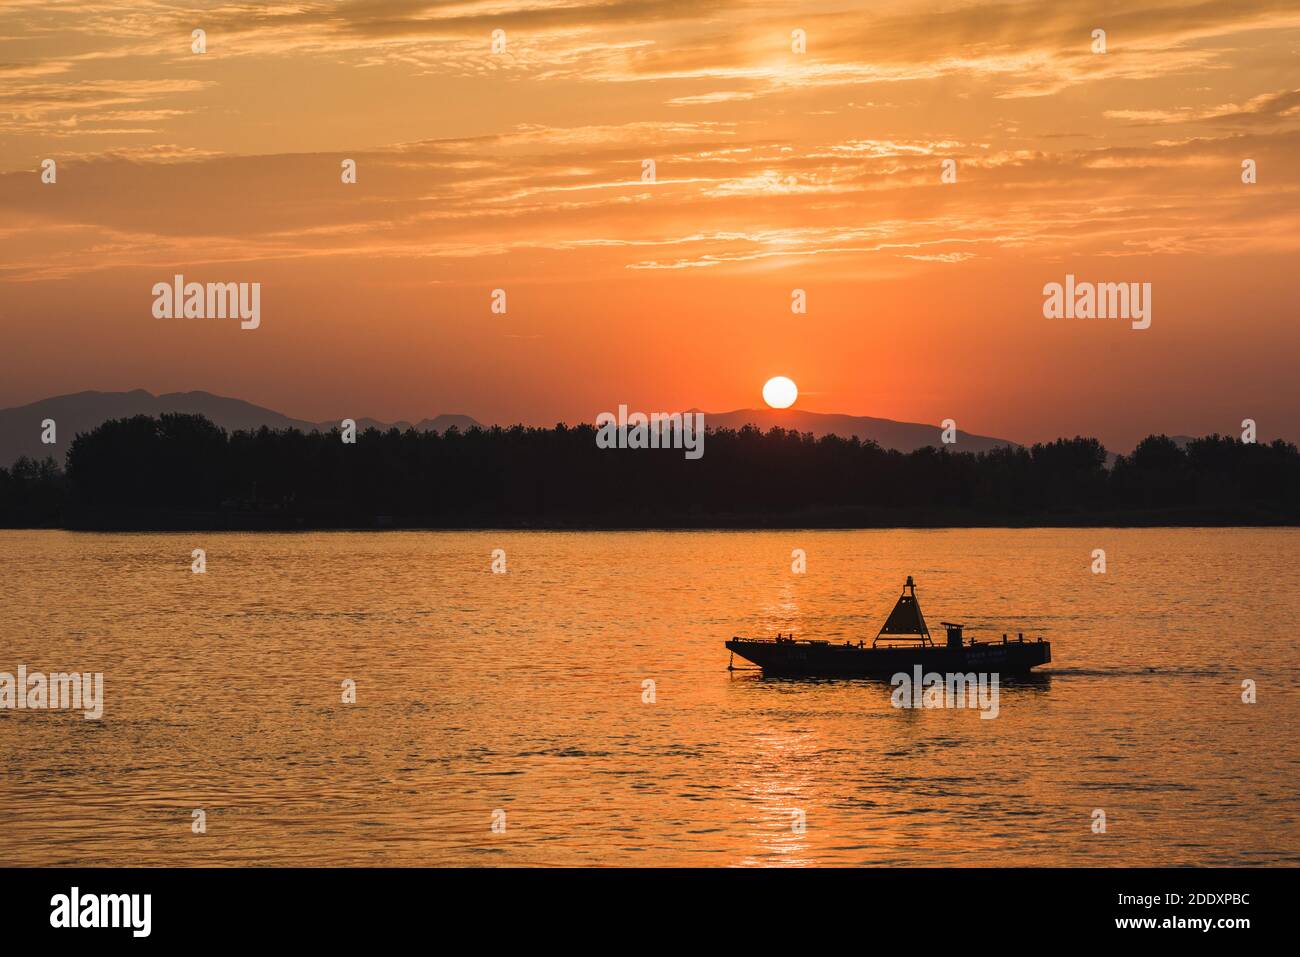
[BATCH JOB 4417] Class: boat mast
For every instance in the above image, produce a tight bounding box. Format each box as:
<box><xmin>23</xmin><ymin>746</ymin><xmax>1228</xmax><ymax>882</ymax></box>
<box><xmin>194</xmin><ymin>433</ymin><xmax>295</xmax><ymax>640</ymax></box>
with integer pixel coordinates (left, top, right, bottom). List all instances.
<box><xmin>872</xmin><ymin>575</ymin><xmax>934</xmax><ymax>647</ymax></box>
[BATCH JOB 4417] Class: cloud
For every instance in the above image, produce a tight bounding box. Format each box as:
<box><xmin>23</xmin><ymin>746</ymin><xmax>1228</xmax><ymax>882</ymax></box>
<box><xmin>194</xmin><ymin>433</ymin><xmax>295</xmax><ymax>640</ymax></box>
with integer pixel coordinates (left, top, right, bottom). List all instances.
<box><xmin>0</xmin><ymin>0</ymin><xmax>1296</xmax><ymax>286</ymax></box>
<box><xmin>3</xmin><ymin>112</ymin><xmax>1296</xmax><ymax>285</ymax></box>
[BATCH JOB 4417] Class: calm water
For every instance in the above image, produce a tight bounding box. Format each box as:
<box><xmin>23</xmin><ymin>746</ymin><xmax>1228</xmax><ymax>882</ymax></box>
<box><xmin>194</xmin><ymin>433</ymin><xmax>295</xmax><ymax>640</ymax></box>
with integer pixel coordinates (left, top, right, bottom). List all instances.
<box><xmin>1</xmin><ymin>528</ymin><xmax>1297</xmax><ymax>866</ymax></box>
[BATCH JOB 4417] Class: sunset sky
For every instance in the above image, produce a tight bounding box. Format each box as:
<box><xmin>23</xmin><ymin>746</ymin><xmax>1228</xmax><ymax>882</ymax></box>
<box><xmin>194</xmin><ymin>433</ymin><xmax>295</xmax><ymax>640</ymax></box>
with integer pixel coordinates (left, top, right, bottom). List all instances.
<box><xmin>1</xmin><ymin>0</ymin><xmax>1297</xmax><ymax>450</ymax></box>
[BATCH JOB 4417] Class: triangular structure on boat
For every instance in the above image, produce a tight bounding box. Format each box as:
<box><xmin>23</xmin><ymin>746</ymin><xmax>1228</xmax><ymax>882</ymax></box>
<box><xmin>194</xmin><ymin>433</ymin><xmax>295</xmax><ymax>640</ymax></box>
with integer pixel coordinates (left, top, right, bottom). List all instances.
<box><xmin>873</xmin><ymin>575</ymin><xmax>933</xmax><ymax>646</ymax></box>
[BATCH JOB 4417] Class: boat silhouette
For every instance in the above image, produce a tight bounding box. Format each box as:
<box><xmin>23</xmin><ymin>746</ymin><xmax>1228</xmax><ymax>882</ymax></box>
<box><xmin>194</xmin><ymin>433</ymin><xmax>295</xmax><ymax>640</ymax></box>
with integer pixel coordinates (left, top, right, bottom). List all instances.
<box><xmin>726</xmin><ymin>576</ymin><xmax>1051</xmax><ymax>677</ymax></box>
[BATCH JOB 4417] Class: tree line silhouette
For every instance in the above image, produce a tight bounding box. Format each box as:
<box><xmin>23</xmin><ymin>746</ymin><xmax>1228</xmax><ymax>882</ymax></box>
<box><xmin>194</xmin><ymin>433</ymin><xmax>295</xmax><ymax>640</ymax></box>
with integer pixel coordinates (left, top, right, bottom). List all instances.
<box><xmin>2</xmin><ymin>412</ymin><xmax>1297</xmax><ymax>528</ymax></box>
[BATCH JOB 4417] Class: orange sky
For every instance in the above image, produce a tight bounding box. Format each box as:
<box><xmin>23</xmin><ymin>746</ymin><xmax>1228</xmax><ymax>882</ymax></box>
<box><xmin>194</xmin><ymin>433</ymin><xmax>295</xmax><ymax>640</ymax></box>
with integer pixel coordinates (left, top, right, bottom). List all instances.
<box><xmin>1</xmin><ymin>0</ymin><xmax>1297</xmax><ymax>450</ymax></box>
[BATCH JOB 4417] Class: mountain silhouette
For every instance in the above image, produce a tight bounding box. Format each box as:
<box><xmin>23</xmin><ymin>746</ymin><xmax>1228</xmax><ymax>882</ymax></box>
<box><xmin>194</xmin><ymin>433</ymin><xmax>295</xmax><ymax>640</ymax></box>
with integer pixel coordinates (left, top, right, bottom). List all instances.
<box><xmin>699</xmin><ymin>408</ymin><xmax>1017</xmax><ymax>453</ymax></box>
<box><xmin>0</xmin><ymin>389</ymin><xmax>480</xmax><ymax>466</ymax></box>
<box><xmin>2</xmin><ymin>390</ymin><xmax>1021</xmax><ymax>467</ymax></box>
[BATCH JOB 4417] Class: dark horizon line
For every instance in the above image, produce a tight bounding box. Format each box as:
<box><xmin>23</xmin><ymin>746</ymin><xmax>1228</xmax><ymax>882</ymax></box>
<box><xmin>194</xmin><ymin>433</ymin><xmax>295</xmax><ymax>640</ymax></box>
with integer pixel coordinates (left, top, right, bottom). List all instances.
<box><xmin>2</xmin><ymin>411</ymin><xmax>1296</xmax><ymax>531</ymax></box>
<box><xmin>7</xmin><ymin>386</ymin><xmax>1289</xmax><ymax>455</ymax></box>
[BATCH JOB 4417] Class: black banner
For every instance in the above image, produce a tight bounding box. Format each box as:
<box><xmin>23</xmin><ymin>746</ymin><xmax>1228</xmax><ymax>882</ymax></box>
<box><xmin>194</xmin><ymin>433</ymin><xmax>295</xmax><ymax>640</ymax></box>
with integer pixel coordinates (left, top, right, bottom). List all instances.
<box><xmin>0</xmin><ymin>867</ymin><xmax>1279</xmax><ymax>943</ymax></box>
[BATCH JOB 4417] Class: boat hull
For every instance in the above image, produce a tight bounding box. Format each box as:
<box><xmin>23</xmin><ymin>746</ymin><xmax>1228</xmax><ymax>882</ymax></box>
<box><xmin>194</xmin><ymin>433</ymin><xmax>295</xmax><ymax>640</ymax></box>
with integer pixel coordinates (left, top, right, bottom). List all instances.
<box><xmin>726</xmin><ymin>637</ymin><xmax>1051</xmax><ymax>678</ymax></box>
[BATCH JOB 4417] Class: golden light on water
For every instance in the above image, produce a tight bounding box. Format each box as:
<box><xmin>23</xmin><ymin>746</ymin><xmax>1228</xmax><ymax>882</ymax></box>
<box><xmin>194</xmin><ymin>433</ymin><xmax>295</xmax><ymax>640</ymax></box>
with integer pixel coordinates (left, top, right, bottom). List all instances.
<box><xmin>3</xmin><ymin>528</ymin><xmax>1295</xmax><ymax>865</ymax></box>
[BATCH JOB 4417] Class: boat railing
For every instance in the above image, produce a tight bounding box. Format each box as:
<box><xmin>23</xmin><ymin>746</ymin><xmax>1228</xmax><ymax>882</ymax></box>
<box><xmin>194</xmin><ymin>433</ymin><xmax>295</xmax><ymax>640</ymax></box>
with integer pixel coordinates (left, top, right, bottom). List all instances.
<box><xmin>735</xmin><ymin>632</ymin><xmax>1046</xmax><ymax>647</ymax></box>
<box><xmin>733</xmin><ymin>634</ymin><xmax>837</xmax><ymax>646</ymax></box>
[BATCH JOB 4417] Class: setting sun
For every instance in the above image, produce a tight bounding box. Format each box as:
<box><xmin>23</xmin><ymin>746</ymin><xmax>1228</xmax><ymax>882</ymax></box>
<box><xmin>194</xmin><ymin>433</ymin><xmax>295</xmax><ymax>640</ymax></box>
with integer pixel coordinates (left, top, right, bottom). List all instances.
<box><xmin>762</xmin><ymin>376</ymin><xmax>798</xmax><ymax>409</ymax></box>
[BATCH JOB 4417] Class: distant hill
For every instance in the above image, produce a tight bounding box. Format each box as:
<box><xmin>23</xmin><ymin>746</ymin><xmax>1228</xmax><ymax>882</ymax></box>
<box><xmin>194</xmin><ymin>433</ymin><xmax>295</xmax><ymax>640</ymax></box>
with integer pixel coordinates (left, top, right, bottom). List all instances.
<box><xmin>0</xmin><ymin>390</ymin><xmax>481</xmax><ymax>467</ymax></box>
<box><xmin>6</xmin><ymin>389</ymin><xmax>1199</xmax><ymax>469</ymax></box>
<box><xmin>700</xmin><ymin>408</ymin><xmax>1018</xmax><ymax>453</ymax></box>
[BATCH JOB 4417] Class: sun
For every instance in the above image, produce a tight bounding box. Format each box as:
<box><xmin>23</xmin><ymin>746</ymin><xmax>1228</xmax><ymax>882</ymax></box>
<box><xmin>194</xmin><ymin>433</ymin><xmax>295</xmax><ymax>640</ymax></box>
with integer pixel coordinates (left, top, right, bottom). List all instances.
<box><xmin>762</xmin><ymin>376</ymin><xmax>798</xmax><ymax>409</ymax></box>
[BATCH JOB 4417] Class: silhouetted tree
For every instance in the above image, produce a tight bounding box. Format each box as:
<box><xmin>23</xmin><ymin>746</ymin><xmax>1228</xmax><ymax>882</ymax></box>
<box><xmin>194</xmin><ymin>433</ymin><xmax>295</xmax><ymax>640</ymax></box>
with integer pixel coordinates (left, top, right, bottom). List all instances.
<box><xmin>0</xmin><ymin>456</ymin><xmax>65</xmax><ymax>526</ymax></box>
<box><xmin>65</xmin><ymin>413</ymin><xmax>227</xmax><ymax>509</ymax></box>
<box><xmin>2</xmin><ymin>415</ymin><xmax>1294</xmax><ymax>528</ymax></box>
